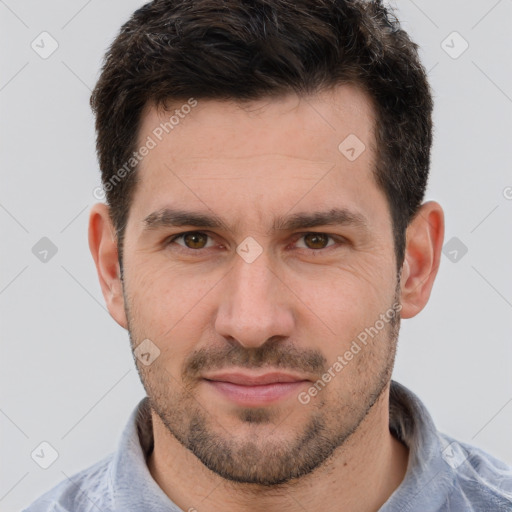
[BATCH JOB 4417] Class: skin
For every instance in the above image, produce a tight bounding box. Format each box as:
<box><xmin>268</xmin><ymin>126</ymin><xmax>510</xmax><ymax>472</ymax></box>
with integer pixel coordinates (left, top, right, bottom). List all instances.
<box><xmin>89</xmin><ymin>84</ymin><xmax>444</xmax><ymax>512</ymax></box>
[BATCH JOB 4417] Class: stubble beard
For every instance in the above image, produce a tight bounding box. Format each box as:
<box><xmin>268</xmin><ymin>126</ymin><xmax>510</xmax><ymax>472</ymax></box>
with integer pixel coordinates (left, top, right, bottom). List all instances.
<box><xmin>126</xmin><ymin>286</ymin><xmax>401</xmax><ymax>487</ymax></box>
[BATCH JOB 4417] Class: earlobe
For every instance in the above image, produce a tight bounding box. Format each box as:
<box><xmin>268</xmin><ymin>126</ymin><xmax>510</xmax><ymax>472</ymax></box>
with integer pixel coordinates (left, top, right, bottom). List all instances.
<box><xmin>399</xmin><ymin>201</ymin><xmax>445</xmax><ymax>319</ymax></box>
<box><xmin>88</xmin><ymin>203</ymin><xmax>128</xmax><ymax>329</ymax></box>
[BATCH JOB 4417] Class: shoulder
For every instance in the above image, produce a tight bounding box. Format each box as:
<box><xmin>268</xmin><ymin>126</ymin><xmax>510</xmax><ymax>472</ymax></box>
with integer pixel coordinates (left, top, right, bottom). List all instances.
<box><xmin>439</xmin><ymin>433</ymin><xmax>512</xmax><ymax>511</ymax></box>
<box><xmin>22</xmin><ymin>453</ymin><xmax>114</xmax><ymax>512</ymax></box>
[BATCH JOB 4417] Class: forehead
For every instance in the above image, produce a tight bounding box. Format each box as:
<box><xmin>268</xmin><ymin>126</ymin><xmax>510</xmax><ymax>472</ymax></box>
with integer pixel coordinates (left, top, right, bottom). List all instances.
<box><xmin>129</xmin><ymin>85</ymin><xmax>387</xmax><ymax>232</ymax></box>
<box><xmin>138</xmin><ymin>85</ymin><xmax>376</xmax><ymax>166</ymax></box>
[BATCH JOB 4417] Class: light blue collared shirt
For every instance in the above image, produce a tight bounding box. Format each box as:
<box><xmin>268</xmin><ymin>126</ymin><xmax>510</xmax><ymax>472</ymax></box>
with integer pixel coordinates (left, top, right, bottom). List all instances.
<box><xmin>23</xmin><ymin>381</ymin><xmax>512</xmax><ymax>511</ymax></box>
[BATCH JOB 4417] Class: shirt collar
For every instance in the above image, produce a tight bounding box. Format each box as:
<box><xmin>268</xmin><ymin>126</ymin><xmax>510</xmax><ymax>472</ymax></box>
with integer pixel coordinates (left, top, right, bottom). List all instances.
<box><xmin>109</xmin><ymin>396</ymin><xmax>179</xmax><ymax>511</ymax></box>
<box><xmin>382</xmin><ymin>380</ymin><xmax>457</xmax><ymax>511</ymax></box>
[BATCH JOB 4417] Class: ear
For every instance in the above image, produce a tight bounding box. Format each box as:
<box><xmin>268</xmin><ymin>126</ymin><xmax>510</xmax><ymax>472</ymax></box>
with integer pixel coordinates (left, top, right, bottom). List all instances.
<box><xmin>399</xmin><ymin>201</ymin><xmax>444</xmax><ymax>319</ymax></box>
<box><xmin>88</xmin><ymin>203</ymin><xmax>128</xmax><ymax>329</ymax></box>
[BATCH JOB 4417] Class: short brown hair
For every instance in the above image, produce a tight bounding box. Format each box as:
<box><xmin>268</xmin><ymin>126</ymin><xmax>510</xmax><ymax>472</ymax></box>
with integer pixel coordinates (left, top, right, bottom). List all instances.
<box><xmin>90</xmin><ymin>0</ymin><xmax>433</xmax><ymax>271</ymax></box>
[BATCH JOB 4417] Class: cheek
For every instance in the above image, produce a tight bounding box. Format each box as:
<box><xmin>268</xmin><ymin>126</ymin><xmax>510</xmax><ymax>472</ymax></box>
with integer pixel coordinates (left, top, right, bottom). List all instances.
<box><xmin>287</xmin><ymin>265</ymin><xmax>397</xmax><ymax>374</ymax></box>
<box><xmin>124</xmin><ymin>261</ymin><xmax>220</xmax><ymax>357</ymax></box>
<box><xmin>291</xmin><ymin>263</ymin><xmax>389</xmax><ymax>325</ymax></box>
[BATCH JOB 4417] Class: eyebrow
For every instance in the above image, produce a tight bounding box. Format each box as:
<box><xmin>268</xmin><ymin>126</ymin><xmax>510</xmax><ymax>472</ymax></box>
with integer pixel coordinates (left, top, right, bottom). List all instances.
<box><xmin>273</xmin><ymin>208</ymin><xmax>369</xmax><ymax>233</ymax></box>
<box><xmin>143</xmin><ymin>209</ymin><xmax>227</xmax><ymax>231</ymax></box>
<box><xmin>142</xmin><ymin>207</ymin><xmax>369</xmax><ymax>235</ymax></box>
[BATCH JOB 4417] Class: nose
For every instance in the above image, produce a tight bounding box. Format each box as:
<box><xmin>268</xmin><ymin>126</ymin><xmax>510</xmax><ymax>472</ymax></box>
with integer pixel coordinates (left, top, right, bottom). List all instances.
<box><xmin>214</xmin><ymin>251</ymin><xmax>295</xmax><ymax>349</ymax></box>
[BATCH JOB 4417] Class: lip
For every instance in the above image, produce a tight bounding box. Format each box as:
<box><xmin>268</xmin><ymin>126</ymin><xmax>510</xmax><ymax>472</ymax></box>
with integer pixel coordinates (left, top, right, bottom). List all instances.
<box><xmin>202</xmin><ymin>371</ymin><xmax>308</xmax><ymax>386</ymax></box>
<box><xmin>202</xmin><ymin>372</ymin><xmax>310</xmax><ymax>406</ymax></box>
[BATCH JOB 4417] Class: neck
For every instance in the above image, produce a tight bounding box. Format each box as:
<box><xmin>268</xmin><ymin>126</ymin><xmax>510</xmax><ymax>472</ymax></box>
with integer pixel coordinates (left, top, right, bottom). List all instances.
<box><xmin>147</xmin><ymin>385</ymin><xmax>409</xmax><ymax>512</ymax></box>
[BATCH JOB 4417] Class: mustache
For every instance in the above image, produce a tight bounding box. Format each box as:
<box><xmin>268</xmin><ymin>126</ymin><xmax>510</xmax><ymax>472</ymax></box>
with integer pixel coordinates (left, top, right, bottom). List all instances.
<box><xmin>182</xmin><ymin>339</ymin><xmax>327</xmax><ymax>381</ymax></box>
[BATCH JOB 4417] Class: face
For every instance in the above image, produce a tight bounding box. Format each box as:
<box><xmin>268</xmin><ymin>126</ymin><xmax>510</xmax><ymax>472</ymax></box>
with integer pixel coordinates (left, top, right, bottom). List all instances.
<box><xmin>119</xmin><ymin>86</ymin><xmax>402</xmax><ymax>485</ymax></box>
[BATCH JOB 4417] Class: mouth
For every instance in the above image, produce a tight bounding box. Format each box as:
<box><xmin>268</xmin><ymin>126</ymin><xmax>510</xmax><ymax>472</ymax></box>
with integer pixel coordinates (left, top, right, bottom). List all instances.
<box><xmin>202</xmin><ymin>371</ymin><xmax>311</xmax><ymax>406</ymax></box>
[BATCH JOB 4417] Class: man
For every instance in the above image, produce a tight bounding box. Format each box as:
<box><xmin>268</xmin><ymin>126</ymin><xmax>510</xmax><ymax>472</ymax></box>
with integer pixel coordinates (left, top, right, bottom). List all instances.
<box><xmin>24</xmin><ymin>0</ymin><xmax>512</xmax><ymax>511</ymax></box>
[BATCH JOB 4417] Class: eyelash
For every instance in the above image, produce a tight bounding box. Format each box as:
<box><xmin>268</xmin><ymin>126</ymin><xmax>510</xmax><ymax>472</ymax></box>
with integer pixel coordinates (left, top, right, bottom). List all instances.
<box><xmin>165</xmin><ymin>231</ymin><xmax>345</xmax><ymax>254</ymax></box>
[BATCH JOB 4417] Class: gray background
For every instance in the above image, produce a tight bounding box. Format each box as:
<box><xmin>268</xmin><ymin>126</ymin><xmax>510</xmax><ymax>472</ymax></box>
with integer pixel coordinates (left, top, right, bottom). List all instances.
<box><xmin>1</xmin><ymin>0</ymin><xmax>511</xmax><ymax>510</ymax></box>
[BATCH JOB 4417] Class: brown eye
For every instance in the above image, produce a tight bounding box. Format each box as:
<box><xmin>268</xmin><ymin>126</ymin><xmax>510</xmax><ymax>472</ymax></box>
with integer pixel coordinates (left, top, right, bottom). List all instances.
<box><xmin>302</xmin><ymin>233</ymin><xmax>331</xmax><ymax>249</ymax></box>
<box><xmin>182</xmin><ymin>232</ymin><xmax>209</xmax><ymax>249</ymax></box>
<box><xmin>167</xmin><ymin>232</ymin><xmax>212</xmax><ymax>250</ymax></box>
